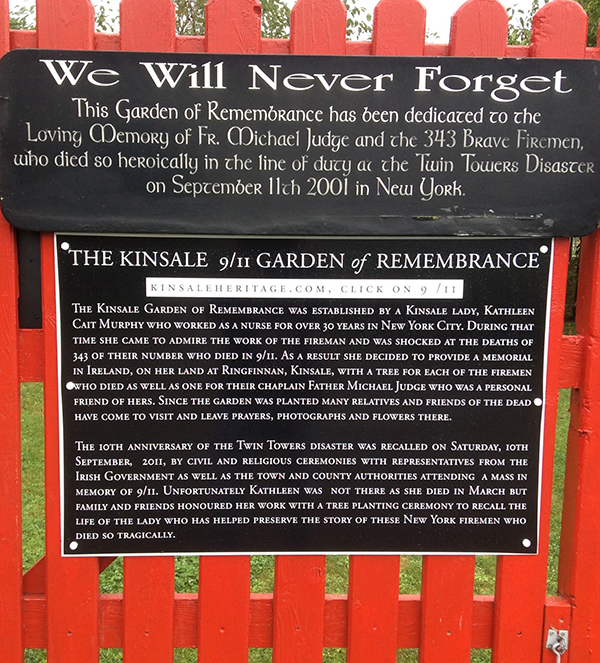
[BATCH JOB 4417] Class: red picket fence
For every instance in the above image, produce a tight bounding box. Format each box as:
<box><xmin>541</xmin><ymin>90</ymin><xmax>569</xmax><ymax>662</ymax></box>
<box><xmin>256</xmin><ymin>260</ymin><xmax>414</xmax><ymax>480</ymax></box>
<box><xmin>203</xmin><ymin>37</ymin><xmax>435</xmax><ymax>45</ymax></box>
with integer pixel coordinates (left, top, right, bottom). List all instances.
<box><xmin>1</xmin><ymin>0</ymin><xmax>600</xmax><ymax>661</ymax></box>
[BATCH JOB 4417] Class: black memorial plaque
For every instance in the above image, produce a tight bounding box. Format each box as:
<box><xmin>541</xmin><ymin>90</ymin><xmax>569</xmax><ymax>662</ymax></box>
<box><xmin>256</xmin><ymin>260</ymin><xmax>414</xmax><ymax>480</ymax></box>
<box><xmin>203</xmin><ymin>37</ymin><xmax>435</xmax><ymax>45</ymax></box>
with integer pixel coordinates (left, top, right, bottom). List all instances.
<box><xmin>56</xmin><ymin>234</ymin><xmax>551</xmax><ymax>556</ymax></box>
<box><xmin>1</xmin><ymin>51</ymin><xmax>600</xmax><ymax>236</ymax></box>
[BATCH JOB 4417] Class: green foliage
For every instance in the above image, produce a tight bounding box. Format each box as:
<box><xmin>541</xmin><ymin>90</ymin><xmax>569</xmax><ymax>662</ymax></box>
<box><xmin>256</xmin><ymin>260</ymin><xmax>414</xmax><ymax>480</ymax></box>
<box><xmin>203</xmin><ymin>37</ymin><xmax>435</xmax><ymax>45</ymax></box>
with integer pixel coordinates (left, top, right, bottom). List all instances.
<box><xmin>174</xmin><ymin>0</ymin><xmax>291</xmax><ymax>38</ymax></box>
<box><xmin>251</xmin><ymin>554</ymin><xmax>275</xmax><ymax>591</ymax></box>
<box><xmin>261</xmin><ymin>0</ymin><xmax>291</xmax><ymax>39</ymax></box>
<box><xmin>174</xmin><ymin>0</ymin><xmax>208</xmax><ymax>36</ymax></box>
<box><xmin>8</xmin><ymin>0</ymin><xmax>375</xmax><ymax>40</ymax></box>
<box><xmin>578</xmin><ymin>0</ymin><xmax>600</xmax><ymax>46</ymax></box>
<box><xmin>548</xmin><ymin>388</ymin><xmax>571</xmax><ymax>595</ymax></box>
<box><xmin>95</xmin><ymin>3</ymin><xmax>118</xmax><ymax>32</ymax></box>
<box><xmin>344</xmin><ymin>0</ymin><xmax>372</xmax><ymax>40</ymax></box>
<box><xmin>507</xmin><ymin>0</ymin><xmax>547</xmax><ymax>45</ymax></box>
<box><xmin>175</xmin><ymin>0</ymin><xmax>369</xmax><ymax>40</ymax></box>
<box><xmin>21</xmin><ymin>383</ymin><xmax>45</xmax><ymax>572</ymax></box>
<box><xmin>508</xmin><ymin>0</ymin><xmax>600</xmax><ymax>47</ymax></box>
<box><xmin>9</xmin><ymin>3</ymin><xmax>35</xmax><ymax>30</ymax></box>
<box><xmin>8</xmin><ymin>1</ymin><xmax>118</xmax><ymax>32</ymax></box>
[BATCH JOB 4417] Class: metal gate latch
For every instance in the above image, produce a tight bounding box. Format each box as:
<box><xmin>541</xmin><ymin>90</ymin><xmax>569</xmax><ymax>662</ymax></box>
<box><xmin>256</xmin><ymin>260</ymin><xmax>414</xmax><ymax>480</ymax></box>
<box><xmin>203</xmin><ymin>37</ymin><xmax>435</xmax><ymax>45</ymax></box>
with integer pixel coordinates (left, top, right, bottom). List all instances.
<box><xmin>546</xmin><ymin>629</ymin><xmax>569</xmax><ymax>662</ymax></box>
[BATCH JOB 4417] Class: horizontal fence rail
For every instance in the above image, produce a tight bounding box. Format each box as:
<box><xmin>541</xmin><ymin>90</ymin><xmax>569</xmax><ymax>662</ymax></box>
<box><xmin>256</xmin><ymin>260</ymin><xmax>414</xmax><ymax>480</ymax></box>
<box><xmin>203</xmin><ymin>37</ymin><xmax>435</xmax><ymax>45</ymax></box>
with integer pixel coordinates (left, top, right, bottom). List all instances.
<box><xmin>1</xmin><ymin>1</ymin><xmax>600</xmax><ymax>662</ymax></box>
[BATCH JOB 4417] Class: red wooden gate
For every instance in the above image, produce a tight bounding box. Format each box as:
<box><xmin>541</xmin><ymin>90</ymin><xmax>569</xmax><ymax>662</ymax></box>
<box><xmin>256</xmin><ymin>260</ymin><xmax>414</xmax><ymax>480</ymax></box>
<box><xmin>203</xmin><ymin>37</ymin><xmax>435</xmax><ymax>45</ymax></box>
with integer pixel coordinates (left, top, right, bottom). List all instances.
<box><xmin>1</xmin><ymin>0</ymin><xmax>599</xmax><ymax>661</ymax></box>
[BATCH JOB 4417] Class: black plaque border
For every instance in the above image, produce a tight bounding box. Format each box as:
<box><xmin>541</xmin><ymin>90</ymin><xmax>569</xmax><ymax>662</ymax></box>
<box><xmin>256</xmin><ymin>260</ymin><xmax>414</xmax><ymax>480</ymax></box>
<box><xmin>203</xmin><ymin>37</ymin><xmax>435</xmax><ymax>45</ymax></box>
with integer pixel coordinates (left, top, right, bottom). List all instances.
<box><xmin>1</xmin><ymin>51</ymin><xmax>599</xmax><ymax>237</ymax></box>
<box><xmin>54</xmin><ymin>233</ymin><xmax>554</xmax><ymax>557</ymax></box>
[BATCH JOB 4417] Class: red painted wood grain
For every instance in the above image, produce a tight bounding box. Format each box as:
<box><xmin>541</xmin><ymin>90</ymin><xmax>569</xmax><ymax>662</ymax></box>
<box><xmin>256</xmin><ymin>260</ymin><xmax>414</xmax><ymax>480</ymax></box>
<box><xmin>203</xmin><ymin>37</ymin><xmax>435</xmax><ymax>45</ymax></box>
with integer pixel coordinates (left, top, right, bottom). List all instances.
<box><xmin>559</xmin><ymin>227</ymin><xmax>600</xmax><ymax>662</ymax></box>
<box><xmin>205</xmin><ymin>0</ymin><xmax>262</xmax><ymax>54</ymax></box>
<box><xmin>198</xmin><ymin>556</ymin><xmax>251</xmax><ymax>662</ymax></box>
<box><xmin>273</xmin><ymin>556</ymin><xmax>326</xmax><ymax>663</ymax></box>
<box><xmin>347</xmin><ymin>555</ymin><xmax>400</xmax><ymax>663</ymax></box>
<box><xmin>118</xmin><ymin>5</ymin><xmax>179</xmax><ymax>662</ymax></box>
<box><xmin>290</xmin><ymin>0</ymin><xmax>347</xmax><ymax>54</ymax></box>
<box><xmin>372</xmin><ymin>0</ymin><xmax>426</xmax><ymax>56</ymax></box>
<box><xmin>120</xmin><ymin>0</ymin><xmax>176</xmax><ymax>52</ymax></box>
<box><xmin>492</xmin><ymin>4</ymin><xmax>584</xmax><ymax>657</ymax></box>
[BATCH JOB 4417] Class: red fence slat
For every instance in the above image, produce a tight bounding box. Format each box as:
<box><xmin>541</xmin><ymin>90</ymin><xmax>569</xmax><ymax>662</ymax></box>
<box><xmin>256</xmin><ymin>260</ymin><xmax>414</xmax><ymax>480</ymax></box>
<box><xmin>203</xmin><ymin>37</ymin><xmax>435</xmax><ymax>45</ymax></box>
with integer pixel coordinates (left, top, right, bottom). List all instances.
<box><xmin>0</xmin><ymin>209</ymin><xmax>23</xmax><ymax>662</ymax></box>
<box><xmin>530</xmin><ymin>0</ymin><xmax>588</xmax><ymax>59</ymax></box>
<box><xmin>123</xmin><ymin>557</ymin><xmax>175</xmax><ymax>663</ymax></box>
<box><xmin>118</xmin><ymin>7</ymin><xmax>178</xmax><ymax>661</ymax></box>
<box><xmin>420</xmin><ymin>556</ymin><xmax>475</xmax><ymax>662</ymax></box>
<box><xmin>372</xmin><ymin>0</ymin><xmax>426</xmax><ymax>56</ymax></box>
<box><xmin>560</xmin><ymin>334</ymin><xmax>583</xmax><ymax>389</ymax></box>
<box><xmin>449</xmin><ymin>0</ymin><xmax>508</xmax><ymax>56</ymax></box>
<box><xmin>290</xmin><ymin>0</ymin><xmax>347</xmax><ymax>55</ymax></box>
<box><xmin>558</xmin><ymin>228</ymin><xmax>600</xmax><ymax>662</ymax></box>
<box><xmin>492</xmin><ymin>239</ymin><xmax>570</xmax><ymax>663</ymax></box>
<box><xmin>198</xmin><ymin>556</ymin><xmax>251</xmax><ymax>662</ymax></box>
<box><xmin>42</xmin><ymin>232</ymin><xmax>100</xmax><ymax>663</ymax></box>
<box><xmin>0</xmin><ymin>13</ymin><xmax>20</xmax><ymax>658</ymax></box>
<box><xmin>417</xmin><ymin>5</ymin><xmax>507</xmax><ymax>659</ymax></box>
<box><xmin>0</xmin><ymin>0</ymin><xmax>8</xmax><ymax>54</ymax></box>
<box><xmin>20</xmin><ymin>329</ymin><xmax>45</xmax><ymax>382</ymax></box>
<box><xmin>491</xmin><ymin>5</ymin><xmax>584</xmax><ymax>658</ymax></box>
<box><xmin>37</xmin><ymin>0</ymin><xmax>95</xmax><ymax>49</ymax></box>
<box><xmin>205</xmin><ymin>0</ymin><xmax>262</xmax><ymax>54</ymax></box>
<box><xmin>346</xmin><ymin>555</ymin><xmax>400</xmax><ymax>663</ymax></box>
<box><xmin>120</xmin><ymin>0</ymin><xmax>176</xmax><ymax>52</ymax></box>
<box><xmin>36</xmin><ymin>3</ymin><xmax>100</xmax><ymax>662</ymax></box>
<box><xmin>197</xmin><ymin>11</ymin><xmax>255</xmax><ymax>663</ymax></box>
<box><xmin>272</xmin><ymin>556</ymin><xmax>326</xmax><ymax>663</ymax></box>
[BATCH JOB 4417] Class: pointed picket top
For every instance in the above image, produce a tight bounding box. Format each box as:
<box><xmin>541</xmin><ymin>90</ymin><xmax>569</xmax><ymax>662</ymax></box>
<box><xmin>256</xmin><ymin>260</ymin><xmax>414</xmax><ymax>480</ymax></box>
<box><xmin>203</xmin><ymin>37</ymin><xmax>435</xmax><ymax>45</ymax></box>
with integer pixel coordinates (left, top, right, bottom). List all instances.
<box><xmin>37</xmin><ymin>0</ymin><xmax>95</xmax><ymax>49</ymax></box>
<box><xmin>205</xmin><ymin>0</ymin><xmax>262</xmax><ymax>54</ymax></box>
<box><xmin>290</xmin><ymin>0</ymin><xmax>347</xmax><ymax>55</ymax></box>
<box><xmin>530</xmin><ymin>0</ymin><xmax>588</xmax><ymax>58</ymax></box>
<box><xmin>120</xmin><ymin>0</ymin><xmax>176</xmax><ymax>52</ymax></box>
<box><xmin>0</xmin><ymin>0</ymin><xmax>9</xmax><ymax>56</ymax></box>
<box><xmin>372</xmin><ymin>0</ymin><xmax>426</xmax><ymax>56</ymax></box>
<box><xmin>448</xmin><ymin>0</ymin><xmax>508</xmax><ymax>56</ymax></box>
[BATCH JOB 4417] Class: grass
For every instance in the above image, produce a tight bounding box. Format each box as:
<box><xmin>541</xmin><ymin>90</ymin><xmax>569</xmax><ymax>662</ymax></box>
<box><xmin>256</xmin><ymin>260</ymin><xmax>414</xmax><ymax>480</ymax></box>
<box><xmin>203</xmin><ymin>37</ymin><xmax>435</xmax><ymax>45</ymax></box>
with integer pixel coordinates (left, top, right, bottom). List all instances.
<box><xmin>20</xmin><ymin>383</ymin><xmax>572</xmax><ymax>660</ymax></box>
<box><xmin>21</xmin><ymin>383</ymin><xmax>45</xmax><ymax>573</ymax></box>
